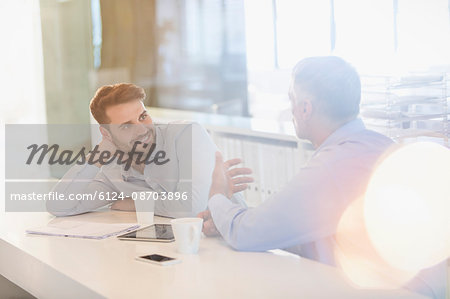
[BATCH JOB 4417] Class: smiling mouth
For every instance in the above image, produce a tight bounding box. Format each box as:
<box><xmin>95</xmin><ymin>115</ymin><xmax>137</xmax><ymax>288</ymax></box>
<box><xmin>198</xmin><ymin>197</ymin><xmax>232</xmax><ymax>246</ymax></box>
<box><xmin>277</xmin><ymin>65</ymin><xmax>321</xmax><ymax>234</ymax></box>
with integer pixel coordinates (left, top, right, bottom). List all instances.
<box><xmin>133</xmin><ymin>130</ymin><xmax>153</xmax><ymax>145</ymax></box>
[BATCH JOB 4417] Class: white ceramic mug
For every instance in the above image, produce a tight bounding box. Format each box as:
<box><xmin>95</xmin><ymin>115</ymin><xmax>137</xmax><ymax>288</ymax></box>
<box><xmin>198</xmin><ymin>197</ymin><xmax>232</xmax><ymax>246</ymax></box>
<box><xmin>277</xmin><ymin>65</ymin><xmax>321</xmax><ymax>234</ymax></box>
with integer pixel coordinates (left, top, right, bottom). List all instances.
<box><xmin>134</xmin><ymin>197</ymin><xmax>154</xmax><ymax>225</ymax></box>
<box><xmin>170</xmin><ymin>218</ymin><xmax>203</xmax><ymax>254</ymax></box>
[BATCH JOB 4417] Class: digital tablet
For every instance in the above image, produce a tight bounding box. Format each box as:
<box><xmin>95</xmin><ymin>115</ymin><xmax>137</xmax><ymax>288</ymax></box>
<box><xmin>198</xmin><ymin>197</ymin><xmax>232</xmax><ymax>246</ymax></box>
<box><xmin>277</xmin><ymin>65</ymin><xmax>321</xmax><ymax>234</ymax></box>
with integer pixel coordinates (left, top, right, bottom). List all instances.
<box><xmin>117</xmin><ymin>224</ymin><xmax>174</xmax><ymax>242</ymax></box>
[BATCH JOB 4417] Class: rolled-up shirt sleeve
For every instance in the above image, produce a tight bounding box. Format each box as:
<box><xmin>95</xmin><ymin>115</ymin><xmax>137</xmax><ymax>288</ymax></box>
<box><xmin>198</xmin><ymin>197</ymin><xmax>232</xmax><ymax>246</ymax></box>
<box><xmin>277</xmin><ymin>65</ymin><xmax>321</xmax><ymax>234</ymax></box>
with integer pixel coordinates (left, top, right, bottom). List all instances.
<box><xmin>47</xmin><ymin>163</ymin><xmax>115</xmax><ymax>216</ymax></box>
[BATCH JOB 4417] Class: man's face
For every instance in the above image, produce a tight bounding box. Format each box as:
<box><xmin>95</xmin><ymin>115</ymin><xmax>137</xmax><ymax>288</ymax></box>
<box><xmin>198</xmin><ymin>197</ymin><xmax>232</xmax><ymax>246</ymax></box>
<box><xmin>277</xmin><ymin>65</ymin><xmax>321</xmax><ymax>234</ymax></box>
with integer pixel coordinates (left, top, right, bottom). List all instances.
<box><xmin>288</xmin><ymin>82</ymin><xmax>309</xmax><ymax>140</ymax></box>
<box><xmin>105</xmin><ymin>100</ymin><xmax>155</xmax><ymax>154</ymax></box>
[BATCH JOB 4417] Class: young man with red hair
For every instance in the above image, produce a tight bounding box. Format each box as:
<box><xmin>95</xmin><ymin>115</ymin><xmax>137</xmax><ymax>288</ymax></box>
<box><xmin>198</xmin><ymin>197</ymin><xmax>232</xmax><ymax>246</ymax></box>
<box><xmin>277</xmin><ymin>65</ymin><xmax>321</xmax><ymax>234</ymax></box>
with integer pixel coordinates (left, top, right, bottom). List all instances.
<box><xmin>47</xmin><ymin>83</ymin><xmax>247</xmax><ymax>218</ymax></box>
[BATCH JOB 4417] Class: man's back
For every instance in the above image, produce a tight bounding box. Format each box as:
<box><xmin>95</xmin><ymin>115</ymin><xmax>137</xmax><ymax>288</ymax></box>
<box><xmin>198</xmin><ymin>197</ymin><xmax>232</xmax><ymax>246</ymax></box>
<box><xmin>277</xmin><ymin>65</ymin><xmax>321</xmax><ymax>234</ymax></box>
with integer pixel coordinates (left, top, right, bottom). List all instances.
<box><xmin>208</xmin><ymin>118</ymin><xmax>394</xmax><ymax>261</ymax></box>
<box><xmin>288</xmin><ymin>119</ymin><xmax>394</xmax><ymax>264</ymax></box>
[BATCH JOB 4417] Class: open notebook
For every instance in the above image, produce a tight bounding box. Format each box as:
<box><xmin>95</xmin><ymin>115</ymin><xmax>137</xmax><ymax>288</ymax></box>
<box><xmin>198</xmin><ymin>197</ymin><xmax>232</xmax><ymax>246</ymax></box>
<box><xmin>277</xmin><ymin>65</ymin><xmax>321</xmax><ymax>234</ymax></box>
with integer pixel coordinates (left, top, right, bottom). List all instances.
<box><xmin>26</xmin><ymin>221</ymin><xmax>140</xmax><ymax>240</ymax></box>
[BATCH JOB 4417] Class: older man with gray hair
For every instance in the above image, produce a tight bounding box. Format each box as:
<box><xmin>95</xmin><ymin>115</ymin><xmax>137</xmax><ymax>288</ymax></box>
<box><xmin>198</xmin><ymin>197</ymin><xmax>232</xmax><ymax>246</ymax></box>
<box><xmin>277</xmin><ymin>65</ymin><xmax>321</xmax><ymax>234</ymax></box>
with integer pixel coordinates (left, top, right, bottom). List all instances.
<box><xmin>199</xmin><ymin>56</ymin><xmax>446</xmax><ymax>299</ymax></box>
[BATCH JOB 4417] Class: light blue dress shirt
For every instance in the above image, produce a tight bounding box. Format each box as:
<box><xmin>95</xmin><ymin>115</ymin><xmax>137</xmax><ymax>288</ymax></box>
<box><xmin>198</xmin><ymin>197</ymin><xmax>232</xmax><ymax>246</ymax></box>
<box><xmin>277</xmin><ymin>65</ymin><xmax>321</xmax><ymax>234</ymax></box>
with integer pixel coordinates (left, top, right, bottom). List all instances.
<box><xmin>209</xmin><ymin>118</ymin><xmax>393</xmax><ymax>258</ymax></box>
<box><xmin>208</xmin><ymin>118</ymin><xmax>446</xmax><ymax>299</ymax></box>
<box><xmin>47</xmin><ymin>122</ymin><xmax>243</xmax><ymax>218</ymax></box>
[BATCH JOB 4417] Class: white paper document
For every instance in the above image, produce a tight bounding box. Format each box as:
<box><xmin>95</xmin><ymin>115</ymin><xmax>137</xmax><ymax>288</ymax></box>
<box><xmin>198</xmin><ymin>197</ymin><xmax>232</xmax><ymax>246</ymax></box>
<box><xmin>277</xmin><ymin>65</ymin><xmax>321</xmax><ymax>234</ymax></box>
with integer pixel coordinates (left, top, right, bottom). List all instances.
<box><xmin>26</xmin><ymin>221</ymin><xmax>140</xmax><ymax>240</ymax></box>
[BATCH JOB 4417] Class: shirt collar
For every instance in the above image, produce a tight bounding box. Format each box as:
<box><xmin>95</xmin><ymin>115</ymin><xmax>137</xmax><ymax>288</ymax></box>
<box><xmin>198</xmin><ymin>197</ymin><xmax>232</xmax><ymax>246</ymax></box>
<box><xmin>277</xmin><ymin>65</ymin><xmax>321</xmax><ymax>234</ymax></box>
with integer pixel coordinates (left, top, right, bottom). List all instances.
<box><xmin>313</xmin><ymin>118</ymin><xmax>366</xmax><ymax>155</ymax></box>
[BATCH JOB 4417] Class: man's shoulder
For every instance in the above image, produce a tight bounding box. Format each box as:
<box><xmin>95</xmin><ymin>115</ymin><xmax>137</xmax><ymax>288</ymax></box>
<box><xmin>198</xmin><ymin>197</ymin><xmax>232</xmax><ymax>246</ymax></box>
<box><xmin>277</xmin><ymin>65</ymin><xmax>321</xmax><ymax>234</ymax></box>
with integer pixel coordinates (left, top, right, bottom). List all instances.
<box><xmin>157</xmin><ymin>121</ymin><xmax>212</xmax><ymax>144</ymax></box>
<box><xmin>325</xmin><ymin>128</ymin><xmax>395</xmax><ymax>166</ymax></box>
<box><xmin>156</xmin><ymin>121</ymin><xmax>204</xmax><ymax>136</ymax></box>
<box><xmin>352</xmin><ymin>128</ymin><xmax>394</xmax><ymax>148</ymax></box>
<box><xmin>315</xmin><ymin>128</ymin><xmax>394</xmax><ymax>164</ymax></box>
<box><xmin>156</xmin><ymin>121</ymin><xmax>214</xmax><ymax>154</ymax></box>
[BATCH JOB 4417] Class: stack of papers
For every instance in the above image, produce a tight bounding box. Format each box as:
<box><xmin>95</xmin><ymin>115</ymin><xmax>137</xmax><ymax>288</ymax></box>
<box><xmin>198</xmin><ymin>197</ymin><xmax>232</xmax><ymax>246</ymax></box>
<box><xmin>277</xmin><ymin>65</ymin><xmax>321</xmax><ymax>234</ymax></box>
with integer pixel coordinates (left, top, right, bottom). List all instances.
<box><xmin>26</xmin><ymin>221</ymin><xmax>140</xmax><ymax>240</ymax></box>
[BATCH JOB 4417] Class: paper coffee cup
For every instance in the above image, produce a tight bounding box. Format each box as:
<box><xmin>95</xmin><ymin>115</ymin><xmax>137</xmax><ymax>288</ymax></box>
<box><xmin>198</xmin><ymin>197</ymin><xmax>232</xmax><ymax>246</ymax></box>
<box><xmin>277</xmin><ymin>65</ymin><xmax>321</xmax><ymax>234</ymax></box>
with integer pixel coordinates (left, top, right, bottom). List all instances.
<box><xmin>134</xmin><ymin>197</ymin><xmax>155</xmax><ymax>225</ymax></box>
<box><xmin>171</xmin><ymin>218</ymin><xmax>203</xmax><ymax>254</ymax></box>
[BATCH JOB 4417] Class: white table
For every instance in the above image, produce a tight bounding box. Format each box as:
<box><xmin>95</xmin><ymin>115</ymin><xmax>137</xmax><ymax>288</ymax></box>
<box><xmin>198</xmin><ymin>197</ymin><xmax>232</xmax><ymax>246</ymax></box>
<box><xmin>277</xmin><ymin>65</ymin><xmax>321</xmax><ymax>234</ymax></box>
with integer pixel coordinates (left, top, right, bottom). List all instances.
<box><xmin>0</xmin><ymin>210</ymin><xmax>424</xmax><ymax>299</ymax></box>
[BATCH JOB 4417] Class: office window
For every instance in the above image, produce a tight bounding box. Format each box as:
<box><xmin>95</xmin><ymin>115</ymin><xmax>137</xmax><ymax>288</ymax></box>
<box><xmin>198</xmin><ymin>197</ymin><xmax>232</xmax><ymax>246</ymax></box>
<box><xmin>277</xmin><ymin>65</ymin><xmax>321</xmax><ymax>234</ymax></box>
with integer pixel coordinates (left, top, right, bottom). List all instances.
<box><xmin>244</xmin><ymin>0</ymin><xmax>275</xmax><ymax>71</ymax></box>
<box><xmin>275</xmin><ymin>0</ymin><xmax>331</xmax><ymax>69</ymax></box>
<box><xmin>245</xmin><ymin>0</ymin><xmax>450</xmax><ymax>120</ymax></box>
<box><xmin>0</xmin><ymin>0</ymin><xmax>46</xmax><ymax>123</ymax></box>
<box><xmin>396</xmin><ymin>0</ymin><xmax>450</xmax><ymax>70</ymax></box>
<box><xmin>333</xmin><ymin>0</ymin><xmax>394</xmax><ymax>73</ymax></box>
<box><xmin>156</xmin><ymin>0</ymin><xmax>249</xmax><ymax>115</ymax></box>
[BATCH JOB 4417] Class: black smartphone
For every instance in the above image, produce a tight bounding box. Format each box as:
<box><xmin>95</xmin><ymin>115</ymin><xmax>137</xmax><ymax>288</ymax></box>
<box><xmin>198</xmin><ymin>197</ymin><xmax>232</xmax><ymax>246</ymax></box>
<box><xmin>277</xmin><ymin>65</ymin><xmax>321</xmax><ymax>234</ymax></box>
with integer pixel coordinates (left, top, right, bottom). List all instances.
<box><xmin>135</xmin><ymin>254</ymin><xmax>181</xmax><ymax>266</ymax></box>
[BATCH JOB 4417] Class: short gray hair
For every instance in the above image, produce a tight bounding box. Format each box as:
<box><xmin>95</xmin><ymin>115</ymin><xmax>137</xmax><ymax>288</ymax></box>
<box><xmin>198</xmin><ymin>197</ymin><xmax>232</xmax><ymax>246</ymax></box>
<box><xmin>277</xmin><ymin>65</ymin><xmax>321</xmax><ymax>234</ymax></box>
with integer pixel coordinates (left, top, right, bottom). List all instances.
<box><xmin>292</xmin><ymin>56</ymin><xmax>361</xmax><ymax>122</ymax></box>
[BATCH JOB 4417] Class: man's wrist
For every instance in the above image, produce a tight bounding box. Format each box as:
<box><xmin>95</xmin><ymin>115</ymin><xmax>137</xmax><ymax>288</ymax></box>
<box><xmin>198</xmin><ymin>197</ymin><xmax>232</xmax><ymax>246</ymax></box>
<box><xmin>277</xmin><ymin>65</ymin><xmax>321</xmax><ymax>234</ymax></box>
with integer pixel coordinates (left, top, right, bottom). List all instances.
<box><xmin>208</xmin><ymin>193</ymin><xmax>234</xmax><ymax>219</ymax></box>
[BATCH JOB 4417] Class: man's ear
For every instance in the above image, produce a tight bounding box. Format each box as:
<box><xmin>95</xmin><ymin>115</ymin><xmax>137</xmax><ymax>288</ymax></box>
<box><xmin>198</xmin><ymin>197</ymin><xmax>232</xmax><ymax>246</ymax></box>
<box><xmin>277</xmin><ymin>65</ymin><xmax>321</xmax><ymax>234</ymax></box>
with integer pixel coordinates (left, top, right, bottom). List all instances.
<box><xmin>303</xmin><ymin>98</ymin><xmax>313</xmax><ymax>119</ymax></box>
<box><xmin>99</xmin><ymin>126</ymin><xmax>112</xmax><ymax>142</ymax></box>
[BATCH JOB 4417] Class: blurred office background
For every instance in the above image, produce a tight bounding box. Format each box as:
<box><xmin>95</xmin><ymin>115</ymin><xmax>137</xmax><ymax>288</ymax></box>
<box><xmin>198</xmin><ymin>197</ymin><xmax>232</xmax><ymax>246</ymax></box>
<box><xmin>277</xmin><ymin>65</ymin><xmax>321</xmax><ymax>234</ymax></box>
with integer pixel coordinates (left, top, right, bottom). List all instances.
<box><xmin>0</xmin><ymin>0</ymin><xmax>449</xmax><ymax>179</ymax></box>
<box><xmin>0</xmin><ymin>0</ymin><xmax>449</xmax><ymax>294</ymax></box>
<box><xmin>0</xmin><ymin>2</ymin><xmax>449</xmax><ymax>293</ymax></box>
<box><xmin>1</xmin><ymin>0</ymin><xmax>449</xmax><ymax>127</ymax></box>
<box><xmin>0</xmin><ymin>0</ymin><xmax>448</xmax><ymax>180</ymax></box>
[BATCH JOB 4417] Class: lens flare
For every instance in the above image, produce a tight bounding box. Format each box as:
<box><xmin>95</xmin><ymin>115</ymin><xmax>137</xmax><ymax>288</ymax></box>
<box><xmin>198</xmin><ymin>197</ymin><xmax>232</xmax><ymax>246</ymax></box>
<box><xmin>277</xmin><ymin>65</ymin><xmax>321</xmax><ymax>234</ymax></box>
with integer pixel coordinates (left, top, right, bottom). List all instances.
<box><xmin>335</xmin><ymin>196</ymin><xmax>419</xmax><ymax>289</ymax></box>
<box><xmin>336</xmin><ymin>142</ymin><xmax>450</xmax><ymax>289</ymax></box>
<box><xmin>365</xmin><ymin>142</ymin><xmax>450</xmax><ymax>271</ymax></box>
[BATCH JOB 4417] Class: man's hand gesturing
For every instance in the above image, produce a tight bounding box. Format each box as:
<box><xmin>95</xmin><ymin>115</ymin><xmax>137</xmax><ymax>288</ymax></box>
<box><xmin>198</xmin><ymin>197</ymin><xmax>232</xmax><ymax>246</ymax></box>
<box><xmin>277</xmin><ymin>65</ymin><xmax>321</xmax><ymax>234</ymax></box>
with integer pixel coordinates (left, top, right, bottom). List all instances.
<box><xmin>208</xmin><ymin>151</ymin><xmax>253</xmax><ymax>199</ymax></box>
